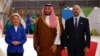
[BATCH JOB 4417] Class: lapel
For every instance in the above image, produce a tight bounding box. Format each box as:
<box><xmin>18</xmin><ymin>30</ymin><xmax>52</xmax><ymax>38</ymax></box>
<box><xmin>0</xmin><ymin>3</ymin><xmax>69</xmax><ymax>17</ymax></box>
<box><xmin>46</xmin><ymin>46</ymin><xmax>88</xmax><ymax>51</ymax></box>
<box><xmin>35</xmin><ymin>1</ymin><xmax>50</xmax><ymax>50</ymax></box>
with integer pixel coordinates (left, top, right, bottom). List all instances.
<box><xmin>70</xmin><ymin>18</ymin><xmax>75</xmax><ymax>30</ymax></box>
<box><xmin>41</xmin><ymin>17</ymin><xmax>51</xmax><ymax>28</ymax></box>
<box><xmin>12</xmin><ymin>26</ymin><xmax>16</xmax><ymax>33</ymax></box>
<box><xmin>77</xmin><ymin>17</ymin><xmax>82</xmax><ymax>29</ymax></box>
<box><xmin>11</xmin><ymin>26</ymin><xmax>21</xmax><ymax>39</ymax></box>
<box><xmin>12</xmin><ymin>26</ymin><xmax>20</xmax><ymax>33</ymax></box>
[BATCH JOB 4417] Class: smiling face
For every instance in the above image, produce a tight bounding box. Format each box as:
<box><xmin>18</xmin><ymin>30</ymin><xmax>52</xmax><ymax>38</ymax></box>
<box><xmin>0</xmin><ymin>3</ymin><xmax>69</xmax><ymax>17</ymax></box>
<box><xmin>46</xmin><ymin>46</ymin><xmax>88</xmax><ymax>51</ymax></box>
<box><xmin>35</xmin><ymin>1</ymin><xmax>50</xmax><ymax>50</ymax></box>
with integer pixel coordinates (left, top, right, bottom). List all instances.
<box><xmin>44</xmin><ymin>6</ymin><xmax>51</xmax><ymax>15</ymax></box>
<box><xmin>11</xmin><ymin>15</ymin><xmax>20</xmax><ymax>26</ymax></box>
<box><xmin>72</xmin><ymin>5</ymin><xmax>81</xmax><ymax>17</ymax></box>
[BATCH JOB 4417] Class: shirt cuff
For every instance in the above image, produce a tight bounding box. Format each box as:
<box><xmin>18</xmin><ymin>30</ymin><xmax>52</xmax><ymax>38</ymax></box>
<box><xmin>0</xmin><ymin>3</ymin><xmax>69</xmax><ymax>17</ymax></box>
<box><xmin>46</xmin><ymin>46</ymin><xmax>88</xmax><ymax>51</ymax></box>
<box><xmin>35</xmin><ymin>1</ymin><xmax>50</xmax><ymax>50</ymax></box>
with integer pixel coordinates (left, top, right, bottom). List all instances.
<box><xmin>54</xmin><ymin>32</ymin><xmax>61</xmax><ymax>45</ymax></box>
<box><xmin>64</xmin><ymin>47</ymin><xmax>67</xmax><ymax>48</ymax></box>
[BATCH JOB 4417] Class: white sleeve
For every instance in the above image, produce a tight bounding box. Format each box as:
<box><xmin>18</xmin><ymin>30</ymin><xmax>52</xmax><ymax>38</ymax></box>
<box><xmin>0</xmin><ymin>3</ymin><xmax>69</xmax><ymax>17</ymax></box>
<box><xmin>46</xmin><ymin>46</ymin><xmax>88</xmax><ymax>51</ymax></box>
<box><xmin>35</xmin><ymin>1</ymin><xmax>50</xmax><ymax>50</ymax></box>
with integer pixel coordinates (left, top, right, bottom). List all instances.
<box><xmin>54</xmin><ymin>18</ymin><xmax>61</xmax><ymax>45</ymax></box>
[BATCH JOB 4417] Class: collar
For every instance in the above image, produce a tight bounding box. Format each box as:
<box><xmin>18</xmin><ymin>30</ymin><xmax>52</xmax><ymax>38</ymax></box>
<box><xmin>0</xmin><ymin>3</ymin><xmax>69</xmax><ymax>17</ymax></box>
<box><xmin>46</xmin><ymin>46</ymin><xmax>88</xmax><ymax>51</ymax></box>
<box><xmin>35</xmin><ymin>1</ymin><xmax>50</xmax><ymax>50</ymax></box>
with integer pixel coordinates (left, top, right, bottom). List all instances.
<box><xmin>73</xmin><ymin>16</ymin><xmax>80</xmax><ymax>20</ymax></box>
<box><xmin>45</xmin><ymin>16</ymin><xmax>50</xmax><ymax>18</ymax></box>
<box><xmin>73</xmin><ymin>16</ymin><xmax>80</xmax><ymax>25</ymax></box>
<box><xmin>14</xmin><ymin>26</ymin><xmax>18</xmax><ymax>32</ymax></box>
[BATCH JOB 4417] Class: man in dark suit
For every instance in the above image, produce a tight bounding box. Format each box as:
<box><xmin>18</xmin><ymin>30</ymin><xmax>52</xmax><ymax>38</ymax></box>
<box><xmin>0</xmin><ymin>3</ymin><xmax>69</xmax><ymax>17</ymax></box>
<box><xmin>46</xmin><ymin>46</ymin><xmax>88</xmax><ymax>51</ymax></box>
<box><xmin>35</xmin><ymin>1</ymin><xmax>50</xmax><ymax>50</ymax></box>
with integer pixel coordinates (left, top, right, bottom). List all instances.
<box><xmin>61</xmin><ymin>5</ymin><xmax>91</xmax><ymax>56</ymax></box>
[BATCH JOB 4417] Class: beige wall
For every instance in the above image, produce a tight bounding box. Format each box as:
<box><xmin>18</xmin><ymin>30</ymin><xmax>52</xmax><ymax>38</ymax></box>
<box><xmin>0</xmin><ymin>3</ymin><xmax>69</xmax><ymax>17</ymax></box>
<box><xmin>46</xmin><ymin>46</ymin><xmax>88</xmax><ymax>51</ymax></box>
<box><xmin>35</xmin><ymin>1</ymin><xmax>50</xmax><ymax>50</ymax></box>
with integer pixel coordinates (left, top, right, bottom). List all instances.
<box><xmin>0</xmin><ymin>0</ymin><xmax>4</xmax><ymax>12</ymax></box>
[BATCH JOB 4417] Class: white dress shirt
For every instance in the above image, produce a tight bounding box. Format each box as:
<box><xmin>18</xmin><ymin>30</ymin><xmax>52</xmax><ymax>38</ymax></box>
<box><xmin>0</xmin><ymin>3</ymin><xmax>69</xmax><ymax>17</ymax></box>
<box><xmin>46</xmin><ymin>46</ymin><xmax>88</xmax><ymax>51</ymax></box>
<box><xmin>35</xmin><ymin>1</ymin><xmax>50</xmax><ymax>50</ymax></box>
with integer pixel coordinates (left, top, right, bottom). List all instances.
<box><xmin>73</xmin><ymin>16</ymin><xmax>80</xmax><ymax>26</ymax></box>
<box><xmin>45</xmin><ymin>16</ymin><xmax>61</xmax><ymax>45</ymax></box>
<box><xmin>45</xmin><ymin>16</ymin><xmax>50</xmax><ymax>25</ymax></box>
<box><xmin>14</xmin><ymin>26</ymin><xmax>18</xmax><ymax>32</ymax></box>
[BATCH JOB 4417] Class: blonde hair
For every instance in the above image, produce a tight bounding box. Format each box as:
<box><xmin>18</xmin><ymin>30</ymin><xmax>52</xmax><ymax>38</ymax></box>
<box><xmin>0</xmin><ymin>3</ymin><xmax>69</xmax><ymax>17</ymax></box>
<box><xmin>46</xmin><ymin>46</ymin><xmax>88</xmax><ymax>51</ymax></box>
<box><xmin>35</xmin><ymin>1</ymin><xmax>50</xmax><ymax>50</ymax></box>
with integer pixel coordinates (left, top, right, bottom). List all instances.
<box><xmin>10</xmin><ymin>13</ymin><xmax>21</xmax><ymax>24</ymax></box>
<box><xmin>10</xmin><ymin>13</ymin><xmax>21</xmax><ymax>20</ymax></box>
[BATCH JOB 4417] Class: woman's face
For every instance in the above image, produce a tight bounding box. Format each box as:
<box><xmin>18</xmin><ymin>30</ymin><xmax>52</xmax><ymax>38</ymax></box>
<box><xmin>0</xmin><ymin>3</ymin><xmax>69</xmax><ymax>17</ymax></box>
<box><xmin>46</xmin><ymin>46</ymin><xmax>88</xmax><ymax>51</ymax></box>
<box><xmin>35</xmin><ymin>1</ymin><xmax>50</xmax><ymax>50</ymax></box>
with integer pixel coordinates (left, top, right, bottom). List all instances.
<box><xmin>11</xmin><ymin>15</ymin><xmax>20</xmax><ymax>26</ymax></box>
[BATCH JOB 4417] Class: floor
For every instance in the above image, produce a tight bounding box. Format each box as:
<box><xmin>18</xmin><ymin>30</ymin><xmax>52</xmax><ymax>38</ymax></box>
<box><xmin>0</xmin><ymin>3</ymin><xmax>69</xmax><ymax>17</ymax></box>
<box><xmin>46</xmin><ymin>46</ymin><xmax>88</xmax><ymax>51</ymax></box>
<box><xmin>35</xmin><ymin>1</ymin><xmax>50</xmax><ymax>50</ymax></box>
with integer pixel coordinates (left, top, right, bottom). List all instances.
<box><xmin>0</xmin><ymin>35</ymin><xmax>37</xmax><ymax>56</ymax></box>
<box><xmin>0</xmin><ymin>35</ymin><xmax>100</xmax><ymax>56</ymax></box>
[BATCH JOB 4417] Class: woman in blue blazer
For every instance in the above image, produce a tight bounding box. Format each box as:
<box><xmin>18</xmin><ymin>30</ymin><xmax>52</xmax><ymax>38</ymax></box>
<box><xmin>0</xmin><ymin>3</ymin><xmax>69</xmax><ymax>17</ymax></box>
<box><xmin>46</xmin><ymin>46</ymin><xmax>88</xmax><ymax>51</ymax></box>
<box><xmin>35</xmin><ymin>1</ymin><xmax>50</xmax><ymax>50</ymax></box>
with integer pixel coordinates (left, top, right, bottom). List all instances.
<box><xmin>5</xmin><ymin>13</ymin><xmax>27</xmax><ymax>56</ymax></box>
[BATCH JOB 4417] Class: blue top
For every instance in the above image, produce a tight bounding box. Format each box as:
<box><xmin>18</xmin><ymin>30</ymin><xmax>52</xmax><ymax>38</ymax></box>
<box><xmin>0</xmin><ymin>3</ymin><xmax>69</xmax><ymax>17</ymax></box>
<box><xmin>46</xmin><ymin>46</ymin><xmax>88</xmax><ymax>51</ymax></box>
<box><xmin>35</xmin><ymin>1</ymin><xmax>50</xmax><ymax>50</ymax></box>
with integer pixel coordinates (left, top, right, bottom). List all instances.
<box><xmin>5</xmin><ymin>26</ymin><xmax>27</xmax><ymax>53</ymax></box>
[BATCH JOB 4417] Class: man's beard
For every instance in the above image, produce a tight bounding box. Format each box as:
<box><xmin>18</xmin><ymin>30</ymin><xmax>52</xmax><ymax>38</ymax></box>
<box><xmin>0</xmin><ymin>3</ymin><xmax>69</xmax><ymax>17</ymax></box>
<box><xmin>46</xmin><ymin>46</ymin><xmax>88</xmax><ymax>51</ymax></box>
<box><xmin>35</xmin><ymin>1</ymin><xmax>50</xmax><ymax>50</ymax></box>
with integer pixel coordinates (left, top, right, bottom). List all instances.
<box><xmin>44</xmin><ymin>12</ymin><xmax>51</xmax><ymax>15</ymax></box>
<box><xmin>45</xmin><ymin>14</ymin><xmax>50</xmax><ymax>15</ymax></box>
<box><xmin>74</xmin><ymin>13</ymin><xmax>79</xmax><ymax>17</ymax></box>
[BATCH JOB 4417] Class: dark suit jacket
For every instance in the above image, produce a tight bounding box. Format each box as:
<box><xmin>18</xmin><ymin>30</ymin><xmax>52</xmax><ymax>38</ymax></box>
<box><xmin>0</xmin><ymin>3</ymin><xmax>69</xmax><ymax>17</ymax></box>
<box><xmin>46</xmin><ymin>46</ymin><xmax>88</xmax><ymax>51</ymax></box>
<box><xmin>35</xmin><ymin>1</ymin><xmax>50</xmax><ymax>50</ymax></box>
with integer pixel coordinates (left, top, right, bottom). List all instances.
<box><xmin>61</xmin><ymin>16</ymin><xmax>90</xmax><ymax>51</ymax></box>
<box><xmin>5</xmin><ymin>26</ymin><xmax>27</xmax><ymax>53</ymax></box>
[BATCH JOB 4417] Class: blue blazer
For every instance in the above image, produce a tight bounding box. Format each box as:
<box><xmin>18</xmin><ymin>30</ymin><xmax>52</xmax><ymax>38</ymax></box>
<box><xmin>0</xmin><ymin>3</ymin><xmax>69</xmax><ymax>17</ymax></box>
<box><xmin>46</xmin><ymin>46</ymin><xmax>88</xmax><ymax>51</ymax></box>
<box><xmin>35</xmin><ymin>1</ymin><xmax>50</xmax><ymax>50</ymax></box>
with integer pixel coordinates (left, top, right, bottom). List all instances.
<box><xmin>5</xmin><ymin>26</ymin><xmax>27</xmax><ymax>53</ymax></box>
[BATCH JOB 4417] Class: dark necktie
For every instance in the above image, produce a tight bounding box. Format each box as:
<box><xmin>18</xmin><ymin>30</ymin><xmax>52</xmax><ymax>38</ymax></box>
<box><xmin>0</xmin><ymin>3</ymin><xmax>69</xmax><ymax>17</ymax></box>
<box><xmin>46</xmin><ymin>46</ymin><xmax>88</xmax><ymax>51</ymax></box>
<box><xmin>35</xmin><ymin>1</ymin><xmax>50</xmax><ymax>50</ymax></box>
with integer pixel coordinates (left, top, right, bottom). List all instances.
<box><xmin>75</xmin><ymin>18</ymin><xmax>77</xmax><ymax>30</ymax></box>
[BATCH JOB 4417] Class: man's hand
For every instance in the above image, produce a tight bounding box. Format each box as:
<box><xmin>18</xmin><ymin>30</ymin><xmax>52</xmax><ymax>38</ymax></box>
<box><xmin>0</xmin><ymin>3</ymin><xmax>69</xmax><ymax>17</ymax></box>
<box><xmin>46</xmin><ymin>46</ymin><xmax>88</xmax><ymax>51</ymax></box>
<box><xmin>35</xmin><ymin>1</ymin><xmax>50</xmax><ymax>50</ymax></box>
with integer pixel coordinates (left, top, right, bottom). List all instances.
<box><xmin>36</xmin><ymin>46</ymin><xmax>40</xmax><ymax>52</ymax></box>
<box><xmin>64</xmin><ymin>48</ymin><xmax>68</xmax><ymax>56</ymax></box>
<box><xmin>84</xmin><ymin>47</ymin><xmax>89</xmax><ymax>54</ymax></box>
<box><xmin>50</xmin><ymin>45</ymin><xmax>57</xmax><ymax>54</ymax></box>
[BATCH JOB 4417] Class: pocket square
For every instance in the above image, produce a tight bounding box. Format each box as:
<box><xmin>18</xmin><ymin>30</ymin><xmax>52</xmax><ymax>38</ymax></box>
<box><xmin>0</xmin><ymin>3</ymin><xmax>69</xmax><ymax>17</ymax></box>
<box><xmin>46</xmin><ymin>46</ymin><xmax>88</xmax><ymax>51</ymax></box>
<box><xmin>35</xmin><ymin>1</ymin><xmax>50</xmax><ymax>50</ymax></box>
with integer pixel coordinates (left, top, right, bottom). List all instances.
<box><xmin>80</xmin><ymin>23</ymin><xmax>83</xmax><ymax>24</ymax></box>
